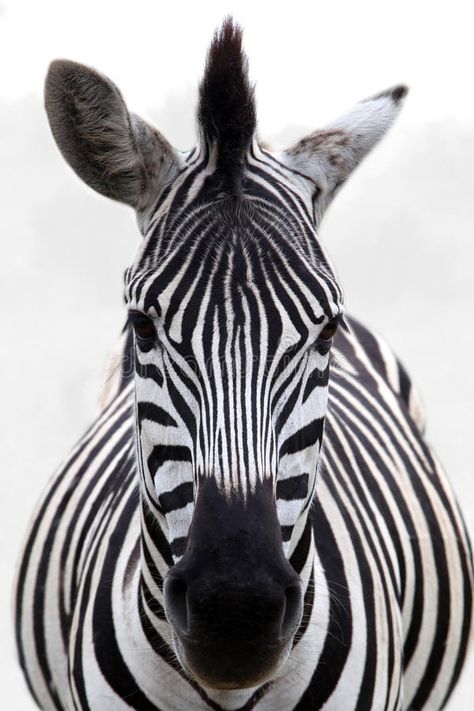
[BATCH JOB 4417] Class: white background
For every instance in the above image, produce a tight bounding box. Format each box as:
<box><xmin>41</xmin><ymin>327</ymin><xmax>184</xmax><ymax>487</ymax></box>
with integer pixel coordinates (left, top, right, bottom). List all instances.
<box><xmin>1</xmin><ymin>0</ymin><xmax>473</xmax><ymax>707</ymax></box>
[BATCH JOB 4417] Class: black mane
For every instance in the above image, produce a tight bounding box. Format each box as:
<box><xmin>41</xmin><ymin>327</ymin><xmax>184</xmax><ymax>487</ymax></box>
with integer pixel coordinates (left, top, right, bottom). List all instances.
<box><xmin>198</xmin><ymin>17</ymin><xmax>256</xmax><ymax>186</ymax></box>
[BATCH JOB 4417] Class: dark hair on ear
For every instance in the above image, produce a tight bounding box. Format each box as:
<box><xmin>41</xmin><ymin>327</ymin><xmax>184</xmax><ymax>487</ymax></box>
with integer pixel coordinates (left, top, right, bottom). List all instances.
<box><xmin>198</xmin><ymin>16</ymin><xmax>256</xmax><ymax>182</ymax></box>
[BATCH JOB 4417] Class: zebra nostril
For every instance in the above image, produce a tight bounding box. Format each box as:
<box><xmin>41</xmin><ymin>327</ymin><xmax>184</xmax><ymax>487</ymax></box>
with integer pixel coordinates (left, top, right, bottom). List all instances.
<box><xmin>164</xmin><ymin>575</ymin><xmax>189</xmax><ymax>635</ymax></box>
<box><xmin>280</xmin><ymin>579</ymin><xmax>302</xmax><ymax>640</ymax></box>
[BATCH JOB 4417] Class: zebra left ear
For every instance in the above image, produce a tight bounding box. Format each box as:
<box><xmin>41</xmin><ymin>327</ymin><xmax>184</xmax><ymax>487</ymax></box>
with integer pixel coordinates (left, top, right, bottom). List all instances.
<box><xmin>45</xmin><ymin>60</ymin><xmax>181</xmax><ymax>212</ymax></box>
<box><xmin>282</xmin><ymin>85</ymin><xmax>408</xmax><ymax>209</ymax></box>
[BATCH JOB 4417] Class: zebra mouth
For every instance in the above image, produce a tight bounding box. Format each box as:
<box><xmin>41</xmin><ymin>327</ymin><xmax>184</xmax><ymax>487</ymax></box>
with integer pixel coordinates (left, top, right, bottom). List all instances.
<box><xmin>164</xmin><ymin>574</ymin><xmax>302</xmax><ymax>690</ymax></box>
<box><xmin>171</xmin><ymin>629</ymin><xmax>293</xmax><ymax>690</ymax></box>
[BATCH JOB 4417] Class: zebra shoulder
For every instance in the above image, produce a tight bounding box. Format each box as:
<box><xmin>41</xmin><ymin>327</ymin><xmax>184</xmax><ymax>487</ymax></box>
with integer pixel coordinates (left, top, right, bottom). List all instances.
<box><xmin>336</xmin><ymin>316</ymin><xmax>426</xmax><ymax>434</ymax></box>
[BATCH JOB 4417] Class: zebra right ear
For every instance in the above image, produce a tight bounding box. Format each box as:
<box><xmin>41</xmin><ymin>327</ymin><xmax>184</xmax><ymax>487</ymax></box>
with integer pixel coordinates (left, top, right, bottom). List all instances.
<box><xmin>280</xmin><ymin>85</ymin><xmax>408</xmax><ymax>215</ymax></box>
<box><xmin>44</xmin><ymin>60</ymin><xmax>181</xmax><ymax>211</ymax></box>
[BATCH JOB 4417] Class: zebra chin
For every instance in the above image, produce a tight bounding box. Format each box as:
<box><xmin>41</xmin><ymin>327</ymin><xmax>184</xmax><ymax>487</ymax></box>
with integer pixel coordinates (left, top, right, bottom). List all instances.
<box><xmin>162</xmin><ymin>477</ymin><xmax>303</xmax><ymax>690</ymax></box>
<box><xmin>164</xmin><ymin>574</ymin><xmax>302</xmax><ymax>690</ymax></box>
<box><xmin>171</xmin><ymin>630</ymin><xmax>294</xmax><ymax>691</ymax></box>
<box><xmin>165</xmin><ymin>585</ymin><xmax>300</xmax><ymax>690</ymax></box>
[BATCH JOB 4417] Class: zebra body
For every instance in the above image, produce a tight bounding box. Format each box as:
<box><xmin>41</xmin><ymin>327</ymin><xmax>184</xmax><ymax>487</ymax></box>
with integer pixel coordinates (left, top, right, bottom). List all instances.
<box><xmin>15</xmin><ymin>19</ymin><xmax>473</xmax><ymax>711</ymax></box>
<box><xmin>16</xmin><ymin>318</ymin><xmax>472</xmax><ymax>710</ymax></box>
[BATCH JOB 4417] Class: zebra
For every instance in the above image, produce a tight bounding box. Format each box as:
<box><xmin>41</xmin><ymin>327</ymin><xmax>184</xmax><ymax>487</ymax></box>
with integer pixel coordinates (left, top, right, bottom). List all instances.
<box><xmin>14</xmin><ymin>17</ymin><xmax>473</xmax><ymax>711</ymax></box>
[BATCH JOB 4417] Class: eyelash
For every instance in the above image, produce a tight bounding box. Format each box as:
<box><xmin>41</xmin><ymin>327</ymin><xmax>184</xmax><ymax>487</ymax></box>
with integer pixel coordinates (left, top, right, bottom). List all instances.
<box><xmin>128</xmin><ymin>311</ymin><xmax>157</xmax><ymax>343</ymax></box>
<box><xmin>314</xmin><ymin>315</ymin><xmax>348</xmax><ymax>353</ymax></box>
<box><xmin>318</xmin><ymin>320</ymin><xmax>339</xmax><ymax>342</ymax></box>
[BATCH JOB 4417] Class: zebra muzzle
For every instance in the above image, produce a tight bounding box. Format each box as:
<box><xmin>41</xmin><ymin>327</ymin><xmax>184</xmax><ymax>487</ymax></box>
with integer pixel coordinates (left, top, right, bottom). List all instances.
<box><xmin>164</xmin><ymin>571</ymin><xmax>302</xmax><ymax>689</ymax></box>
<box><xmin>163</xmin><ymin>478</ymin><xmax>303</xmax><ymax>689</ymax></box>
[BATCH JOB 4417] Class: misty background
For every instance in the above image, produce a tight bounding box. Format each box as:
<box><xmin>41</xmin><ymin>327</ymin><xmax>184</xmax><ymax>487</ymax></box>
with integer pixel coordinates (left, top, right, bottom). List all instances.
<box><xmin>1</xmin><ymin>1</ymin><xmax>473</xmax><ymax>708</ymax></box>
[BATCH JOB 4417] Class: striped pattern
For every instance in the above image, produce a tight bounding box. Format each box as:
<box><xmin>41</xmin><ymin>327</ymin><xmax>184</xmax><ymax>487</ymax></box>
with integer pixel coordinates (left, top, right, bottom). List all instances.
<box><xmin>14</xmin><ymin>21</ymin><xmax>473</xmax><ymax>709</ymax></box>
<box><xmin>14</xmin><ymin>310</ymin><xmax>473</xmax><ymax>709</ymax></box>
<box><xmin>123</xmin><ymin>141</ymin><xmax>343</xmax><ymax>566</ymax></box>
<box><xmin>16</xmin><ymin>142</ymin><xmax>472</xmax><ymax>711</ymax></box>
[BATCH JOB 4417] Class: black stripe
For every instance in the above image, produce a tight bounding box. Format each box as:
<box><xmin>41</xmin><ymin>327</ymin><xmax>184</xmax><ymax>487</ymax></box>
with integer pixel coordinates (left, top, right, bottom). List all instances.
<box><xmin>159</xmin><ymin>482</ymin><xmax>194</xmax><ymax>514</ymax></box>
<box><xmin>289</xmin><ymin>518</ymin><xmax>312</xmax><ymax>574</ymax></box>
<box><xmin>295</xmin><ymin>498</ymin><xmax>352</xmax><ymax>709</ymax></box>
<box><xmin>147</xmin><ymin>445</ymin><xmax>192</xmax><ymax>477</ymax></box>
<box><xmin>279</xmin><ymin>418</ymin><xmax>324</xmax><ymax>458</ymax></box>
<box><xmin>91</xmin><ymin>491</ymin><xmax>160</xmax><ymax>710</ymax></box>
<box><xmin>135</xmin><ymin>361</ymin><xmax>164</xmax><ymax>387</ymax></box>
<box><xmin>397</xmin><ymin>360</ymin><xmax>411</xmax><ymax>406</ymax></box>
<box><xmin>137</xmin><ymin>401</ymin><xmax>177</xmax><ymax>428</ymax></box>
<box><xmin>276</xmin><ymin>473</ymin><xmax>309</xmax><ymax>501</ymax></box>
<box><xmin>170</xmin><ymin>536</ymin><xmax>188</xmax><ymax>557</ymax></box>
<box><xmin>281</xmin><ymin>525</ymin><xmax>293</xmax><ymax>542</ymax></box>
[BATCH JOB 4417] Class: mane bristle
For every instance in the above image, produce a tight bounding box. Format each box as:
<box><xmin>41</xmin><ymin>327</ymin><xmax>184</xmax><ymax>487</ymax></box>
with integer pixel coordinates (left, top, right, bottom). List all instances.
<box><xmin>198</xmin><ymin>17</ymin><xmax>256</xmax><ymax>178</ymax></box>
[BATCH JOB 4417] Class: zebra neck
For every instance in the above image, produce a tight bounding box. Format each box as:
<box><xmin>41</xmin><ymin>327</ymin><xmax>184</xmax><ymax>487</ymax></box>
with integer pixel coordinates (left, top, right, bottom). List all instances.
<box><xmin>138</xmin><ymin>501</ymin><xmax>174</xmax><ymax>619</ymax></box>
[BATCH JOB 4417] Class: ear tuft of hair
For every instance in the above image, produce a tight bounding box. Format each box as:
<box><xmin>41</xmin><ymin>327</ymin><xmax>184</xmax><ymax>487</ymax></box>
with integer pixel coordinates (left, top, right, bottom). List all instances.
<box><xmin>198</xmin><ymin>16</ymin><xmax>256</xmax><ymax>179</ymax></box>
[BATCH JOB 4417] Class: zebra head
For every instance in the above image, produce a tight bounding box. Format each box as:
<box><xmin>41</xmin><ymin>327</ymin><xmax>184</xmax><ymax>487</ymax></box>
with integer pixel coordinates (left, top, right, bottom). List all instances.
<box><xmin>44</xmin><ymin>18</ymin><xmax>406</xmax><ymax>692</ymax></box>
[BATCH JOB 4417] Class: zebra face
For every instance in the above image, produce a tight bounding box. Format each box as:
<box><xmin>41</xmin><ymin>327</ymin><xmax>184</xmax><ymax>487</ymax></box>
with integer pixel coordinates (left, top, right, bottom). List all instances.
<box><xmin>125</xmin><ymin>192</ymin><xmax>344</xmax><ymax>687</ymax></box>
<box><xmin>44</xmin><ymin>17</ymin><xmax>407</xmax><ymax>693</ymax></box>
<box><xmin>126</xmin><ymin>198</ymin><xmax>343</xmax><ymax>561</ymax></box>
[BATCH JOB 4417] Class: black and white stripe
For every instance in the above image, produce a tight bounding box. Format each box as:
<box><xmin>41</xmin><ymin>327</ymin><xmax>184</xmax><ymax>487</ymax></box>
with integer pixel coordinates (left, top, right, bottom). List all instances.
<box><xmin>15</xmin><ymin>17</ymin><xmax>473</xmax><ymax>711</ymax></box>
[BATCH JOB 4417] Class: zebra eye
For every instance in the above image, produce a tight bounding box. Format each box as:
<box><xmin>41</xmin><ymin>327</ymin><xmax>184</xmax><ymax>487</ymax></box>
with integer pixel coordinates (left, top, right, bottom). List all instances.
<box><xmin>318</xmin><ymin>320</ymin><xmax>338</xmax><ymax>342</ymax></box>
<box><xmin>129</xmin><ymin>312</ymin><xmax>157</xmax><ymax>342</ymax></box>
